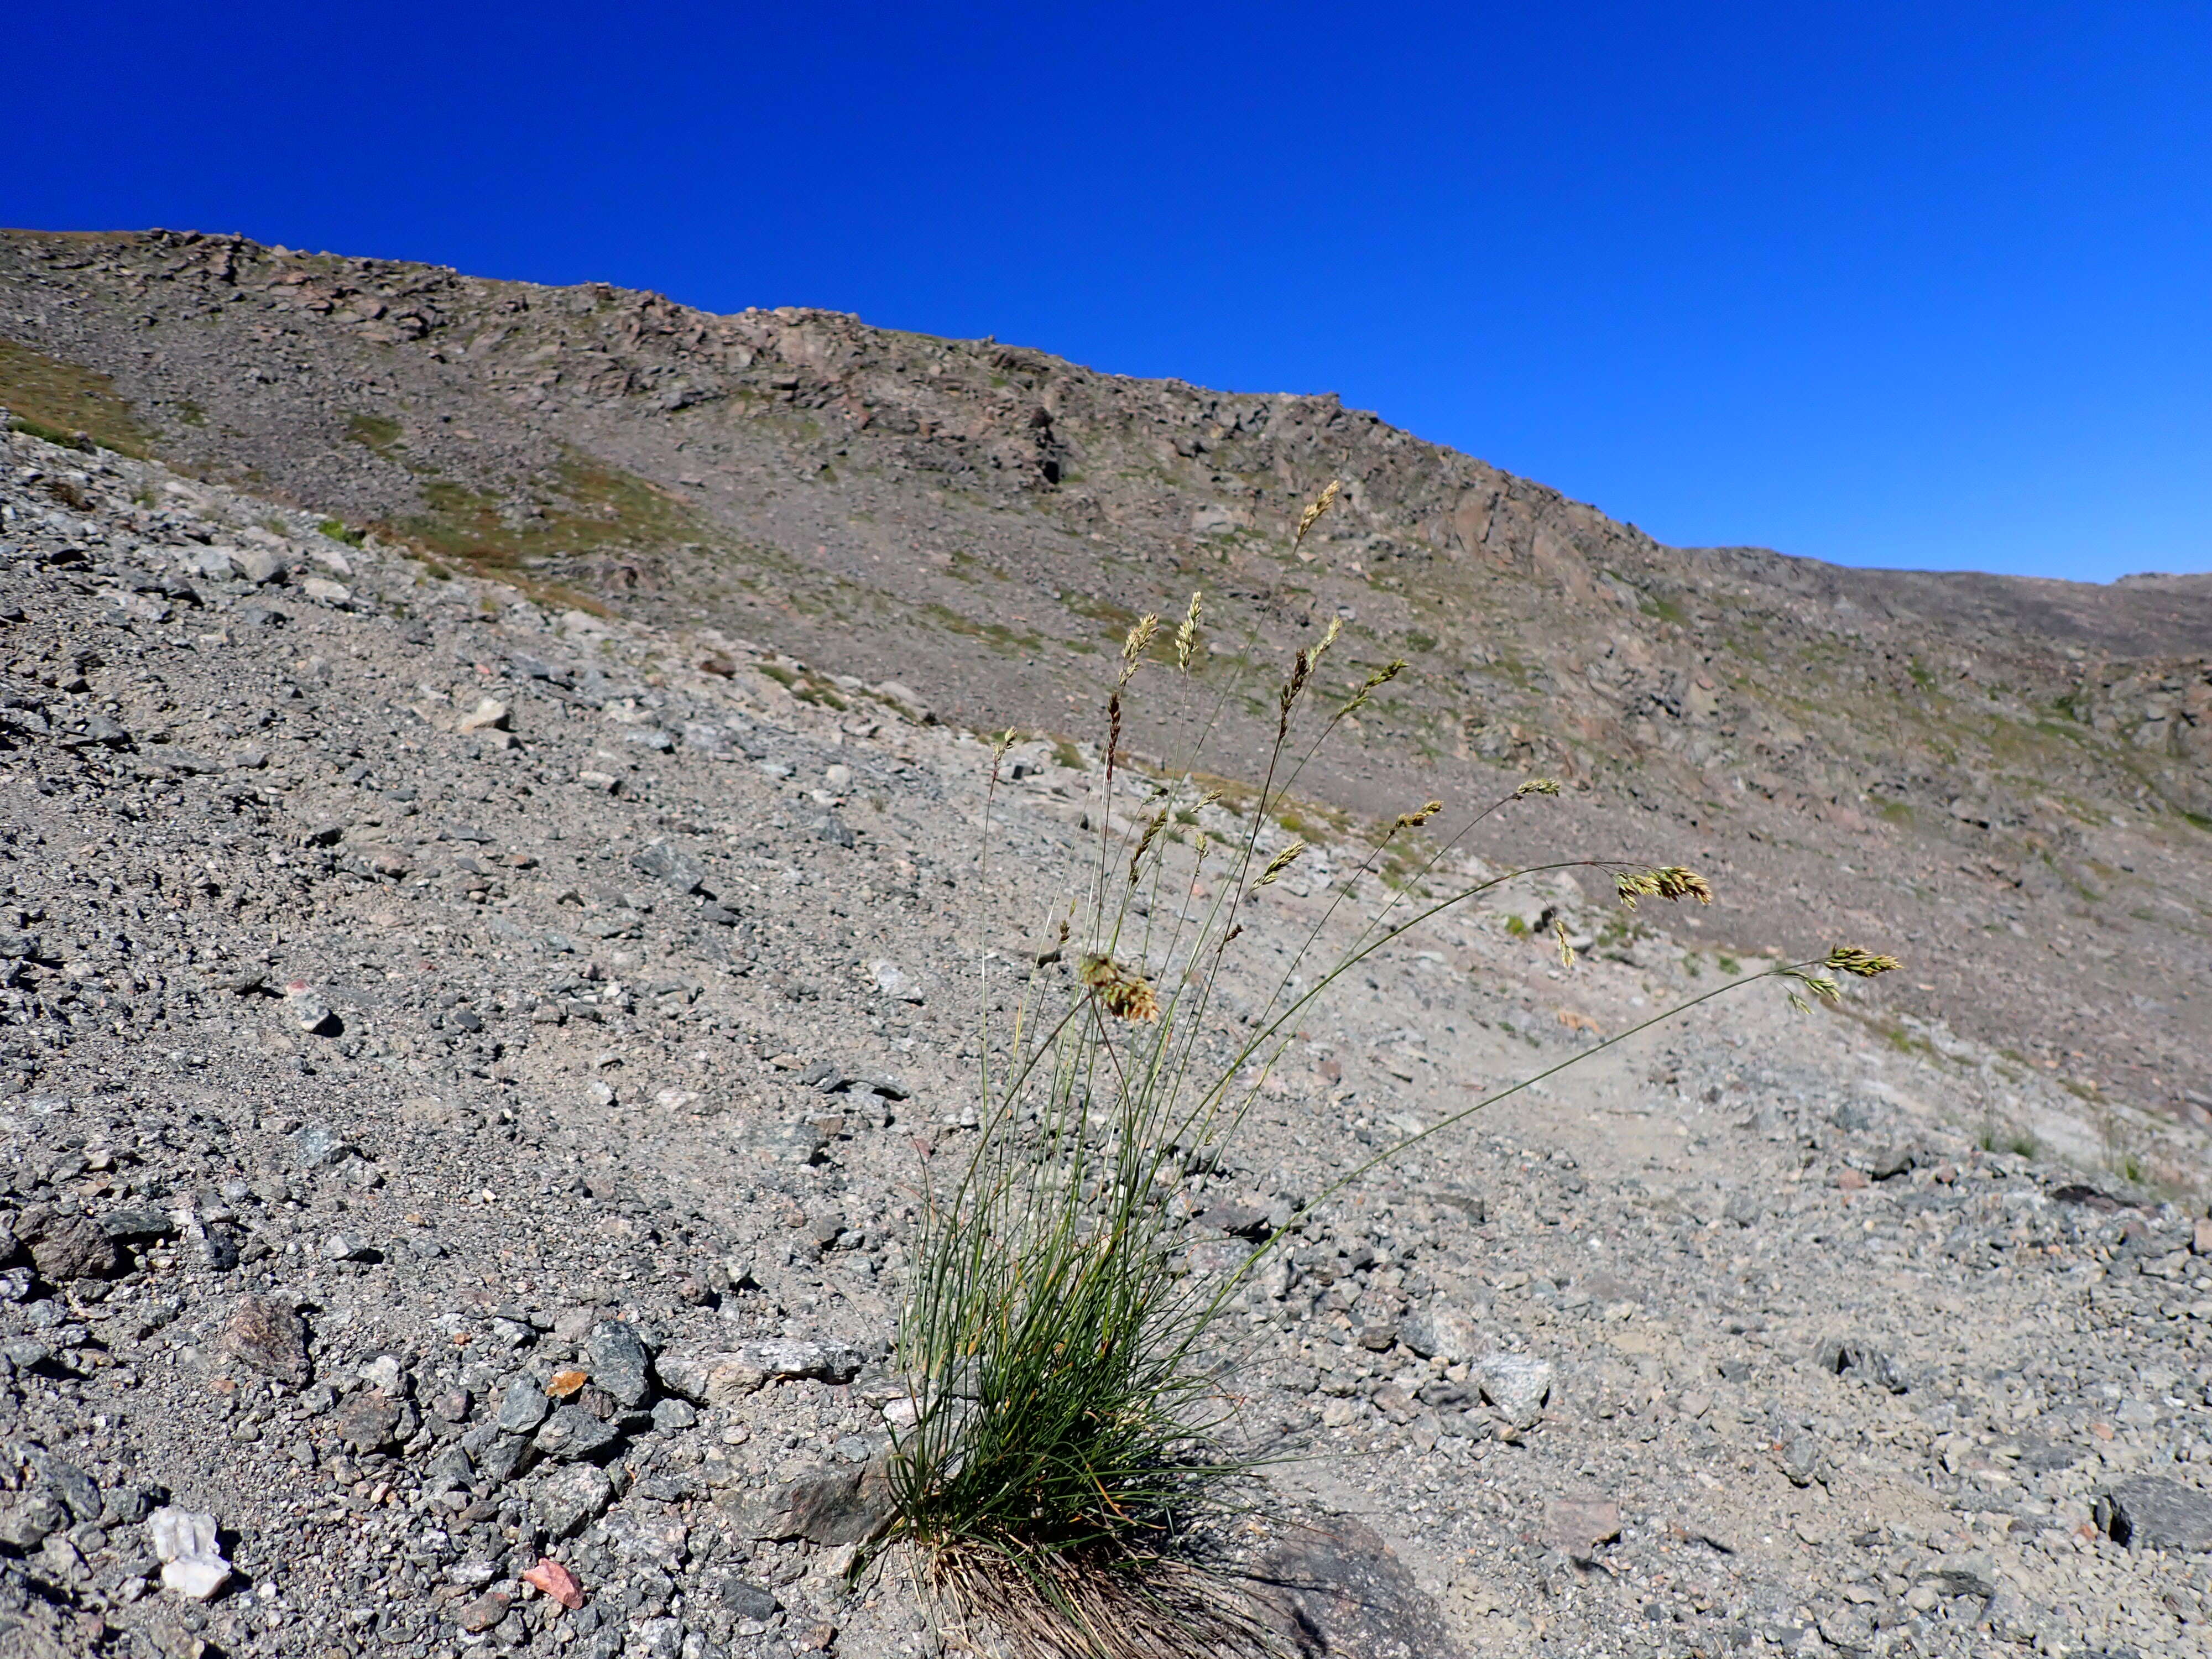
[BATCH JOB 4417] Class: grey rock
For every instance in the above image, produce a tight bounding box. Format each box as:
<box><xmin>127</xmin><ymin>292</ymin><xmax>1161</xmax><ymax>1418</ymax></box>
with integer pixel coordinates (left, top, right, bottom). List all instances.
<box><xmin>0</xmin><ymin>1489</ymin><xmax>69</xmax><ymax>1551</ymax></box>
<box><xmin>2098</xmin><ymin>1477</ymin><xmax>2212</xmax><ymax>1551</ymax></box>
<box><xmin>630</xmin><ymin>843</ymin><xmax>706</xmax><ymax>894</ymax></box>
<box><xmin>650</xmin><ymin>1397</ymin><xmax>697</xmax><ymax>1432</ymax></box>
<box><xmin>658</xmin><ymin>1340</ymin><xmax>865</xmax><ymax>1404</ymax></box>
<box><xmin>97</xmin><ymin>1206</ymin><xmax>175</xmax><ymax>1241</ymax></box>
<box><xmin>586</xmin><ymin>1319</ymin><xmax>654</xmax><ymax>1408</ymax></box>
<box><xmin>740</xmin><ymin>1461</ymin><xmax>891</xmax><ymax>1545</ymax></box>
<box><xmin>1474</xmin><ymin>1352</ymin><xmax>1553</xmax><ymax>1426</ymax></box>
<box><xmin>1397</xmin><ymin>1307</ymin><xmax>1480</xmax><ymax>1363</ymax></box>
<box><xmin>291</xmin><ymin>1123</ymin><xmax>355</xmax><ymax>1169</ymax></box>
<box><xmin>1916</xmin><ymin>1550</ymin><xmax>1999</xmax><ymax>1598</ymax></box>
<box><xmin>535</xmin><ymin>1403</ymin><xmax>620</xmax><ymax>1461</ymax></box>
<box><xmin>1814</xmin><ymin>1337</ymin><xmax>1909</xmax><ymax>1394</ymax></box>
<box><xmin>475</xmin><ymin>1433</ymin><xmax>534</xmax><ymax>1486</ymax></box>
<box><xmin>717</xmin><ymin>1578</ymin><xmax>779</xmax><ymax>1620</ymax></box>
<box><xmin>534</xmin><ymin>1463</ymin><xmax>614</xmax><ymax>1540</ymax></box>
<box><xmin>627</xmin><ymin>1616</ymin><xmax>684</xmax><ymax>1659</ymax></box>
<box><xmin>813</xmin><ymin>812</ymin><xmax>855</xmax><ymax>848</ymax></box>
<box><xmin>216</xmin><ymin>1293</ymin><xmax>311</xmax><ymax>1385</ymax></box>
<box><xmin>1248</xmin><ymin>1516</ymin><xmax>1468</xmax><ymax>1659</ymax></box>
<box><xmin>495</xmin><ymin>1380</ymin><xmax>551</xmax><ymax>1434</ymax></box>
<box><xmin>1778</xmin><ymin>1432</ymin><xmax>1822</xmax><ymax>1487</ymax></box>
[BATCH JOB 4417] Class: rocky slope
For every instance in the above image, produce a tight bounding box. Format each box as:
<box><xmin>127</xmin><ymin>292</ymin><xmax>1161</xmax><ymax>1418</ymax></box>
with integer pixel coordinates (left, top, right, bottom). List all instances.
<box><xmin>3</xmin><ymin>416</ymin><xmax>2212</xmax><ymax>1658</ymax></box>
<box><xmin>1</xmin><ymin>227</ymin><xmax>2208</xmax><ymax>1153</ymax></box>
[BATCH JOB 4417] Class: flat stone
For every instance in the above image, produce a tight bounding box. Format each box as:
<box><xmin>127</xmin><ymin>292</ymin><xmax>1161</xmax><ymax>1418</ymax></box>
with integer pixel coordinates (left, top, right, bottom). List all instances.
<box><xmin>330</xmin><ymin>1390</ymin><xmax>403</xmax><ymax>1452</ymax></box>
<box><xmin>1248</xmin><ymin>1517</ymin><xmax>1468</xmax><ymax>1659</ymax></box>
<box><xmin>740</xmin><ymin>1462</ymin><xmax>891</xmax><ymax>1545</ymax></box>
<box><xmin>534</xmin><ymin>1403</ymin><xmax>619</xmax><ymax>1461</ymax></box>
<box><xmin>2099</xmin><ymin>1477</ymin><xmax>2212</xmax><ymax>1552</ymax></box>
<box><xmin>1543</xmin><ymin>1494</ymin><xmax>1622</xmax><ymax>1563</ymax></box>
<box><xmin>535</xmin><ymin>1463</ymin><xmax>614</xmax><ymax>1539</ymax></box>
<box><xmin>1474</xmin><ymin>1352</ymin><xmax>1553</xmax><ymax>1426</ymax></box>
<box><xmin>216</xmin><ymin>1295</ymin><xmax>312</xmax><ymax>1386</ymax></box>
<box><xmin>657</xmin><ymin>1340</ymin><xmax>864</xmax><ymax>1404</ymax></box>
<box><xmin>1397</xmin><ymin>1307</ymin><xmax>1480</xmax><ymax>1363</ymax></box>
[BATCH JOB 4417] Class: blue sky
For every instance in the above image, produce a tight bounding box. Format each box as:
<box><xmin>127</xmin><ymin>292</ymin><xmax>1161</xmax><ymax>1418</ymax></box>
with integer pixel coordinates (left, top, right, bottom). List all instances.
<box><xmin>9</xmin><ymin>3</ymin><xmax>2211</xmax><ymax>580</ymax></box>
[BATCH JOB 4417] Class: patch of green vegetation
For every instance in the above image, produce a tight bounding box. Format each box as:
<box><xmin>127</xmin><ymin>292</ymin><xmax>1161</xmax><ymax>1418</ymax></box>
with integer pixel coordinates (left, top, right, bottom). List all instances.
<box><xmin>1404</xmin><ymin>629</ymin><xmax>1437</xmax><ymax>654</ymax></box>
<box><xmin>0</xmin><ymin>338</ymin><xmax>157</xmax><ymax>457</ymax></box>
<box><xmin>919</xmin><ymin>602</ymin><xmax>1055</xmax><ymax>659</ymax></box>
<box><xmin>1504</xmin><ymin>915</ymin><xmax>1529</xmax><ymax>938</ymax></box>
<box><xmin>1907</xmin><ymin>659</ymin><xmax>1937</xmax><ymax>692</ymax></box>
<box><xmin>1051</xmin><ymin>739</ymin><xmax>1086</xmax><ymax>771</ymax></box>
<box><xmin>2180</xmin><ymin>810</ymin><xmax>2212</xmax><ymax>833</ymax></box>
<box><xmin>2120</xmin><ymin>1151</ymin><xmax>2147</xmax><ymax>1185</ymax></box>
<box><xmin>1717</xmin><ymin>953</ymin><xmax>1741</xmax><ymax>975</ymax></box>
<box><xmin>316</xmin><ymin>518</ymin><xmax>366</xmax><ymax>547</ymax></box>
<box><xmin>346</xmin><ymin>411</ymin><xmax>404</xmax><ymax>456</ymax></box>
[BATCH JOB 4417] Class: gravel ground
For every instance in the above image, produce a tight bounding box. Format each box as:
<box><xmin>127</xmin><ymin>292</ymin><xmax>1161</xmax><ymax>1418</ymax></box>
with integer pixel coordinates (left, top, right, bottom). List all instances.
<box><xmin>2</xmin><ymin>424</ymin><xmax>2210</xmax><ymax>1658</ymax></box>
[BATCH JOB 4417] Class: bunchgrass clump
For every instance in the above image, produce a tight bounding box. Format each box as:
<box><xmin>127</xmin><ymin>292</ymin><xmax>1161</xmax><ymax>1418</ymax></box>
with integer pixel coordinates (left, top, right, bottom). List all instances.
<box><xmin>872</xmin><ymin>484</ymin><xmax>1897</xmax><ymax>1655</ymax></box>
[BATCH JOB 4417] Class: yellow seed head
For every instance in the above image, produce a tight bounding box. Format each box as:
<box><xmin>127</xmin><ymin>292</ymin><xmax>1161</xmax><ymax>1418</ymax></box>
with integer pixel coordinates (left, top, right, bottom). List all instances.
<box><xmin>1257</xmin><ymin>839</ymin><xmax>1307</xmax><ymax>885</ymax></box>
<box><xmin>1175</xmin><ymin>591</ymin><xmax>1203</xmax><ymax>671</ymax></box>
<box><xmin>1514</xmin><ymin>778</ymin><xmax>1561</xmax><ymax>799</ymax></box>
<box><xmin>1294</xmin><ymin>480</ymin><xmax>1342</xmax><ymax>551</ymax></box>
<box><xmin>1079</xmin><ymin>953</ymin><xmax>1160</xmax><ymax>1022</ymax></box>
<box><xmin>1391</xmin><ymin>799</ymin><xmax>1443</xmax><ymax>832</ymax></box>
<box><xmin>1825</xmin><ymin>946</ymin><xmax>1901</xmax><ymax>978</ymax></box>
<box><xmin>1555</xmin><ymin>917</ymin><xmax>1577</xmax><ymax>969</ymax></box>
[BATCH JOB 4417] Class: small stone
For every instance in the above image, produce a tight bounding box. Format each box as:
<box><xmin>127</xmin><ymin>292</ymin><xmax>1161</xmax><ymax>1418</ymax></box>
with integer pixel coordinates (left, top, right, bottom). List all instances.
<box><xmin>217</xmin><ymin>1295</ymin><xmax>311</xmax><ymax>1385</ymax></box>
<box><xmin>455</xmin><ymin>1588</ymin><xmax>512</xmax><ymax>1632</ymax></box>
<box><xmin>546</xmin><ymin>1368</ymin><xmax>589</xmax><ymax>1399</ymax></box>
<box><xmin>1835</xmin><ymin>1167</ymin><xmax>1869</xmax><ymax>1191</ymax></box>
<box><xmin>1474</xmin><ymin>1352</ymin><xmax>1553</xmax><ymax>1427</ymax></box>
<box><xmin>283</xmin><ymin>980</ymin><xmax>339</xmax><ymax>1035</ymax></box>
<box><xmin>1869</xmin><ymin>1146</ymin><xmax>1915</xmax><ymax>1180</ymax></box>
<box><xmin>1915</xmin><ymin>1551</ymin><xmax>1998</xmax><ymax>1598</ymax></box>
<box><xmin>585</xmin><ymin>1320</ymin><xmax>653</xmax><ymax>1407</ymax></box>
<box><xmin>300</xmin><ymin>576</ymin><xmax>351</xmax><ymax>607</ymax></box>
<box><xmin>359</xmin><ymin>1354</ymin><xmax>408</xmax><ymax>1396</ymax></box>
<box><xmin>2193</xmin><ymin>1216</ymin><xmax>2212</xmax><ymax>1255</ymax></box>
<box><xmin>1543</xmin><ymin>1495</ymin><xmax>1621</xmax><ymax>1563</ymax></box>
<box><xmin>656</xmin><ymin>1340</ymin><xmax>865</xmax><ymax>1404</ymax></box>
<box><xmin>324</xmin><ymin>1232</ymin><xmax>376</xmax><ymax>1261</ymax></box>
<box><xmin>521</xmin><ymin>1557</ymin><xmax>586</xmax><ymax>1610</ymax></box>
<box><xmin>718</xmin><ymin>1578</ymin><xmax>780</xmax><ymax>1620</ymax></box>
<box><xmin>651</xmin><ymin>1397</ymin><xmax>697</xmax><ymax>1433</ymax></box>
<box><xmin>330</xmin><ymin>1390</ymin><xmax>403</xmax><ymax>1452</ymax></box>
<box><xmin>535</xmin><ymin>1402</ymin><xmax>619</xmax><ymax>1461</ymax></box>
<box><xmin>291</xmin><ymin>1123</ymin><xmax>354</xmax><ymax>1168</ymax></box>
<box><xmin>29</xmin><ymin>1215</ymin><xmax>121</xmax><ymax>1280</ymax></box>
<box><xmin>1397</xmin><ymin>1307</ymin><xmax>1479</xmax><ymax>1363</ymax></box>
<box><xmin>497</xmin><ymin>1381</ymin><xmax>552</xmax><ymax>1434</ymax></box>
<box><xmin>457</xmin><ymin>697</ymin><xmax>510</xmax><ymax>734</ymax></box>
<box><xmin>814</xmin><ymin>813</ymin><xmax>856</xmax><ymax>848</ymax></box>
<box><xmin>1778</xmin><ymin>1432</ymin><xmax>1822</xmax><ymax>1487</ymax></box>
<box><xmin>535</xmin><ymin>1463</ymin><xmax>614</xmax><ymax>1539</ymax></box>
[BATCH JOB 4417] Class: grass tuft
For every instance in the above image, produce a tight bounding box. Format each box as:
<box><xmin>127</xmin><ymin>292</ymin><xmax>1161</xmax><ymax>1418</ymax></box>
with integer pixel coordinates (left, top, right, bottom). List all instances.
<box><xmin>872</xmin><ymin>486</ymin><xmax>1899</xmax><ymax>1653</ymax></box>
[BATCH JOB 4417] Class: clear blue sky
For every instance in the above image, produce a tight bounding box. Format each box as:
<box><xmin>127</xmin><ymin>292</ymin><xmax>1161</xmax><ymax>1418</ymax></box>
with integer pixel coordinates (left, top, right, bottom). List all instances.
<box><xmin>9</xmin><ymin>3</ymin><xmax>2211</xmax><ymax>581</ymax></box>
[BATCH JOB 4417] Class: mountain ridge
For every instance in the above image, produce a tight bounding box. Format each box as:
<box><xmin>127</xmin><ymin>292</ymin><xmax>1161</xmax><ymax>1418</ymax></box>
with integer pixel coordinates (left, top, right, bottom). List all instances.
<box><xmin>3</xmin><ymin>225</ymin><xmax>2209</xmax><ymax>1138</ymax></box>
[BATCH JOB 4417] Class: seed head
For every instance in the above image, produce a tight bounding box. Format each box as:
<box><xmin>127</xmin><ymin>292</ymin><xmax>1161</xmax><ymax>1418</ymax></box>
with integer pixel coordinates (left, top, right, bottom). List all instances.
<box><xmin>1129</xmin><ymin>810</ymin><xmax>1167</xmax><ymax>883</ymax></box>
<box><xmin>1079</xmin><ymin>953</ymin><xmax>1160</xmax><ymax>1022</ymax></box>
<box><xmin>1391</xmin><ymin>799</ymin><xmax>1443</xmax><ymax>833</ymax></box>
<box><xmin>1825</xmin><ymin>946</ymin><xmax>1901</xmax><ymax>978</ymax></box>
<box><xmin>1118</xmin><ymin>613</ymin><xmax>1161</xmax><ymax>686</ymax></box>
<box><xmin>1615</xmin><ymin>865</ymin><xmax>1714</xmax><ymax>909</ymax></box>
<box><xmin>1293</xmin><ymin>480</ymin><xmax>1342</xmax><ymax>552</ymax></box>
<box><xmin>1514</xmin><ymin>778</ymin><xmax>1561</xmax><ymax>799</ymax></box>
<box><xmin>1555</xmin><ymin>917</ymin><xmax>1577</xmax><ymax>969</ymax></box>
<box><xmin>1338</xmin><ymin>658</ymin><xmax>1405</xmax><ymax>721</ymax></box>
<box><xmin>1257</xmin><ymin>839</ymin><xmax>1307</xmax><ymax>885</ymax></box>
<box><xmin>1175</xmin><ymin>592</ymin><xmax>1203</xmax><ymax>671</ymax></box>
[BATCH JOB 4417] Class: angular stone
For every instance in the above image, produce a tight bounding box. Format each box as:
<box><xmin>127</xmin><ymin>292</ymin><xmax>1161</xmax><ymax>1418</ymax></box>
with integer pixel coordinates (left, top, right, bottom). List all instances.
<box><xmin>29</xmin><ymin>1215</ymin><xmax>121</xmax><ymax>1281</ymax></box>
<box><xmin>496</xmin><ymin>1380</ymin><xmax>552</xmax><ymax>1434</ymax></box>
<box><xmin>0</xmin><ymin>1489</ymin><xmax>69</xmax><ymax>1551</ymax></box>
<box><xmin>216</xmin><ymin>1295</ymin><xmax>311</xmax><ymax>1385</ymax></box>
<box><xmin>534</xmin><ymin>1403</ymin><xmax>619</xmax><ymax>1462</ymax></box>
<box><xmin>535</xmin><ymin>1463</ymin><xmax>614</xmax><ymax>1540</ymax></box>
<box><xmin>1543</xmin><ymin>1495</ymin><xmax>1621</xmax><ymax>1563</ymax></box>
<box><xmin>2099</xmin><ymin>1477</ymin><xmax>2212</xmax><ymax>1552</ymax></box>
<box><xmin>630</xmin><ymin>843</ymin><xmax>705</xmax><ymax>894</ymax></box>
<box><xmin>1474</xmin><ymin>1352</ymin><xmax>1553</xmax><ymax>1427</ymax></box>
<box><xmin>740</xmin><ymin>1462</ymin><xmax>891</xmax><ymax>1545</ymax></box>
<box><xmin>585</xmin><ymin>1321</ymin><xmax>653</xmax><ymax>1408</ymax></box>
<box><xmin>330</xmin><ymin>1390</ymin><xmax>403</xmax><ymax>1453</ymax></box>
<box><xmin>1397</xmin><ymin>1307</ymin><xmax>1480</xmax><ymax>1363</ymax></box>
